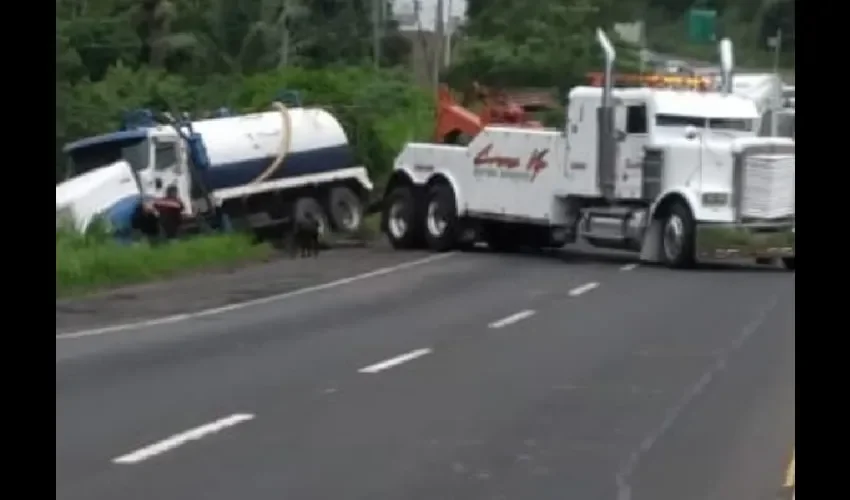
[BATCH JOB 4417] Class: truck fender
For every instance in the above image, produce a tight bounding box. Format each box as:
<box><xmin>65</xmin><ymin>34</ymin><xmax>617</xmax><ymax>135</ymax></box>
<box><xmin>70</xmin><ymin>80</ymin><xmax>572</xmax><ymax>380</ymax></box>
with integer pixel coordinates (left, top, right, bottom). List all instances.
<box><xmin>639</xmin><ymin>189</ymin><xmax>699</xmax><ymax>263</ymax></box>
<box><xmin>424</xmin><ymin>170</ymin><xmax>466</xmax><ymax>215</ymax></box>
<box><xmin>384</xmin><ymin>166</ymin><xmax>465</xmax><ymax>215</ymax></box>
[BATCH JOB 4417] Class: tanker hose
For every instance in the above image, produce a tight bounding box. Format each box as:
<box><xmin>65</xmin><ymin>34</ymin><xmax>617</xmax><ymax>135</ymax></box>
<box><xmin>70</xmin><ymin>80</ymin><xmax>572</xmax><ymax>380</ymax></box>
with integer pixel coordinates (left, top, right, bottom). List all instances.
<box><xmin>252</xmin><ymin>101</ymin><xmax>292</xmax><ymax>184</ymax></box>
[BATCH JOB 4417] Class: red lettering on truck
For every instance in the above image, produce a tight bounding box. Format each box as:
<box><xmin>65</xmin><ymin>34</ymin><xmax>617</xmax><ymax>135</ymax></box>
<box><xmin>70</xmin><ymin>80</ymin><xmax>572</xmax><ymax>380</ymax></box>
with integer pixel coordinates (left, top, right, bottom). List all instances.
<box><xmin>473</xmin><ymin>144</ymin><xmax>549</xmax><ymax>181</ymax></box>
<box><xmin>473</xmin><ymin>144</ymin><xmax>521</xmax><ymax>169</ymax></box>
<box><xmin>526</xmin><ymin>149</ymin><xmax>549</xmax><ymax>181</ymax></box>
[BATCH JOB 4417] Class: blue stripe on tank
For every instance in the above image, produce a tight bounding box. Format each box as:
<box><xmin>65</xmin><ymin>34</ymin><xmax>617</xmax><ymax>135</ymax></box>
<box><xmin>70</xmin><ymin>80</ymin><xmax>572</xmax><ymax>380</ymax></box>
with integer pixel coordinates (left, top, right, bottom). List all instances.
<box><xmin>202</xmin><ymin>145</ymin><xmax>354</xmax><ymax>190</ymax></box>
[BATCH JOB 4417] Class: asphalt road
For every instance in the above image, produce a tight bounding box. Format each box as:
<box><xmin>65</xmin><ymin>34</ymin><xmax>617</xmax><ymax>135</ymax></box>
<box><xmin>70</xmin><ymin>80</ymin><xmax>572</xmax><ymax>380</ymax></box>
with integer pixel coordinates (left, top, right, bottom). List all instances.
<box><xmin>56</xmin><ymin>249</ymin><xmax>795</xmax><ymax>500</ymax></box>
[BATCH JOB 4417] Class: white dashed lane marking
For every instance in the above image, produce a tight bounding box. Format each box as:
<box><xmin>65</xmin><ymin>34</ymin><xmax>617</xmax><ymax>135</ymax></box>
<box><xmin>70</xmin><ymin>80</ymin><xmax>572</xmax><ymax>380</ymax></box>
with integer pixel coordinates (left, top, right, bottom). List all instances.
<box><xmin>358</xmin><ymin>348</ymin><xmax>433</xmax><ymax>374</ymax></box>
<box><xmin>568</xmin><ymin>282</ymin><xmax>600</xmax><ymax>297</ymax></box>
<box><xmin>112</xmin><ymin>413</ymin><xmax>255</xmax><ymax>465</ymax></box>
<box><xmin>488</xmin><ymin>310</ymin><xmax>536</xmax><ymax>329</ymax></box>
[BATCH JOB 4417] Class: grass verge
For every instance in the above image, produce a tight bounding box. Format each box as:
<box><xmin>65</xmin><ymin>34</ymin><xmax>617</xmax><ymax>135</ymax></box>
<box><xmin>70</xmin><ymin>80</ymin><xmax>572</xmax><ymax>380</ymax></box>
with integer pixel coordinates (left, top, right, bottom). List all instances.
<box><xmin>57</xmin><ymin>228</ymin><xmax>273</xmax><ymax>297</ymax></box>
<box><xmin>354</xmin><ymin>213</ymin><xmax>382</xmax><ymax>241</ymax></box>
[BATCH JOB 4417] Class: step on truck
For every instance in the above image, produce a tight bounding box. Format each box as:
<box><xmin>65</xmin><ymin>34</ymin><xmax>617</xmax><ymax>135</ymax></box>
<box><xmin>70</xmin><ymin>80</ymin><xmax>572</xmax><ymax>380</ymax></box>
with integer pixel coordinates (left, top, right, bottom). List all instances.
<box><xmin>55</xmin><ymin>91</ymin><xmax>373</xmax><ymax>242</ymax></box>
<box><xmin>380</xmin><ymin>32</ymin><xmax>795</xmax><ymax>270</ymax></box>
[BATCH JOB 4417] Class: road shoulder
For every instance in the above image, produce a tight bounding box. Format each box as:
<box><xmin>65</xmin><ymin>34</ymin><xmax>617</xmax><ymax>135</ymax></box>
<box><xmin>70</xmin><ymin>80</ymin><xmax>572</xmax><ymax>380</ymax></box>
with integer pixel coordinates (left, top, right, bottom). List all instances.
<box><xmin>56</xmin><ymin>243</ymin><xmax>435</xmax><ymax>334</ymax></box>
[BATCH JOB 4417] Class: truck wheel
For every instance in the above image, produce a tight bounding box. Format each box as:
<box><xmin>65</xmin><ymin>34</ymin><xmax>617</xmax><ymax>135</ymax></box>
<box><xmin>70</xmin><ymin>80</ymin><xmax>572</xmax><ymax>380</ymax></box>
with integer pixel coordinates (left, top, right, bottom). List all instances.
<box><xmin>660</xmin><ymin>202</ymin><xmax>696</xmax><ymax>269</ymax></box>
<box><xmin>382</xmin><ymin>186</ymin><xmax>420</xmax><ymax>249</ymax></box>
<box><xmin>327</xmin><ymin>186</ymin><xmax>363</xmax><ymax>233</ymax></box>
<box><xmin>424</xmin><ymin>184</ymin><xmax>458</xmax><ymax>252</ymax></box>
<box><xmin>781</xmin><ymin>257</ymin><xmax>795</xmax><ymax>271</ymax></box>
<box><xmin>294</xmin><ymin>197</ymin><xmax>329</xmax><ymax>238</ymax></box>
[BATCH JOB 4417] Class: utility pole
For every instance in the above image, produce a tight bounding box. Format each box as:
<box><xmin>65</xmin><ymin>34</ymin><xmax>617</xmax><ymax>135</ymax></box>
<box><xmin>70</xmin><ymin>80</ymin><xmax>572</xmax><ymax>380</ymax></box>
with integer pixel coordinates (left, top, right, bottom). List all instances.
<box><xmin>372</xmin><ymin>0</ymin><xmax>382</xmax><ymax>69</ymax></box>
<box><xmin>770</xmin><ymin>28</ymin><xmax>783</xmax><ymax>137</ymax></box>
<box><xmin>433</xmin><ymin>0</ymin><xmax>445</xmax><ymax>92</ymax></box>
<box><xmin>278</xmin><ymin>0</ymin><xmax>291</xmax><ymax>68</ymax></box>
<box><xmin>771</xmin><ymin>28</ymin><xmax>783</xmax><ymax>74</ymax></box>
<box><xmin>443</xmin><ymin>0</ymin><xmax>453</xmax><ymax>66</ymax></box>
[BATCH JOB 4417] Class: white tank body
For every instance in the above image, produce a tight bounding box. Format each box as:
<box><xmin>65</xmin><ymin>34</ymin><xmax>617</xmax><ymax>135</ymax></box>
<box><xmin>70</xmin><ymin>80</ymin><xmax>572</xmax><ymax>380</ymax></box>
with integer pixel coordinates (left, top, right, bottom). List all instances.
<box><xmin>186</xmin><ymin>107</ymin><xmax>355</xmax><ymax>190</ymax></box>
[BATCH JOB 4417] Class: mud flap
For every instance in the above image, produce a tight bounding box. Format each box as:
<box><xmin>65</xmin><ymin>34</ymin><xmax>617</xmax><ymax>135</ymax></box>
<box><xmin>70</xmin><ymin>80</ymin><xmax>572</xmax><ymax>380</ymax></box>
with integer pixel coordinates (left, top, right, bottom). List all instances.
<box><xmin>638</xmin><ymin>218</ymin><xmax>663</xmax><ymax>263</ymax></box>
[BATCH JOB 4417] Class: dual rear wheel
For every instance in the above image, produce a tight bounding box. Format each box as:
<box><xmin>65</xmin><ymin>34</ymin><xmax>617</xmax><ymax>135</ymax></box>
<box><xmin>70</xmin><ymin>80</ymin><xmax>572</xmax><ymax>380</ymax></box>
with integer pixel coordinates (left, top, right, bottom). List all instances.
<box><xmin>383</xmin><ymin>184</ymin><xmax>459</xmax><ymax>252</ymax></box>
<box><xmin>382</xmin><ymin>183</ymin><xmax>559</xmax><ymax>253</ymax></box>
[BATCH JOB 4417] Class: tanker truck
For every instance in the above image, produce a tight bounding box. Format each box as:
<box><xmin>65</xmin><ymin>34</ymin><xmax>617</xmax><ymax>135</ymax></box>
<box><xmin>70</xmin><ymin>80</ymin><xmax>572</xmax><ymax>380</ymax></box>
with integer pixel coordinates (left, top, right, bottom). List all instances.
<box><xmin>55</xmin><ymin>92</ymin><xmax>373</xmax><ymax>241</ymax></box>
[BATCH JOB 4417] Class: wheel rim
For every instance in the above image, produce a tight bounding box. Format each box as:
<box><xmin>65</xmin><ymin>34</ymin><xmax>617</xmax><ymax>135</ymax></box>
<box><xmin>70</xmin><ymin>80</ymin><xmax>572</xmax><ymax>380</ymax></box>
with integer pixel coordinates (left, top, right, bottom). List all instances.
<box><xmin>388</xmin><ymin>201</ymin><xmax>407</xmax><ymax>239</ymax></box>
<box><xmin>426</xmin><ymin>200</ymin><xmax>448</xmax><ymax>237</ymax></box>
<box><xmin>662</xmin><ymin>214</ymin><xmax>685</xmax><ymax>262</ymax></box>
<box><xmin>336</xmin><ymin>201</ymin><xmax>361</xmax><ymax>232</ymax></box>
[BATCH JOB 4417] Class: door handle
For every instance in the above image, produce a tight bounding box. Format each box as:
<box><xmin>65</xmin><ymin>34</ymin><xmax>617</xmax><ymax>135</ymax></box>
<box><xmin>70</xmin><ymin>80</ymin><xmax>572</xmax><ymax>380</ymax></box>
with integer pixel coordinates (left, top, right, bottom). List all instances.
<box><xmin>154</xmin><ymin>178</ymin><xmax>163</xmax><ymax>189</ymax></box>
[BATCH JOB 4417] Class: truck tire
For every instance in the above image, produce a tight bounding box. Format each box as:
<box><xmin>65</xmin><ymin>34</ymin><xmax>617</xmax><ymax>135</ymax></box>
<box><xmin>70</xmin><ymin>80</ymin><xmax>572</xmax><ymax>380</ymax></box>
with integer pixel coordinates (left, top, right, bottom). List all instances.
<box><xmin>659</xmin><ymin>202</ymin><xmax>696</xmax><ymax>269</ymax></box>
<box><xmin>423</xmin><ymin>184</ymin><xmax>458</xmax><ymax>252</ymax></box>
<box><xmin>294</xmin><ymin>197</ymin><xmax>329</xmax><ymax>238</ymax></box>
<box><xmin>382</xmin><ymin>186</ymin><xmax>421</xmax><ymax>249</ymax></box>
<box><xmin>327</xmin><ymin>186</ymin><xmax>363</xmax><ymax>233</ymax></box>
<box><xmin>781</xmin><ymin>257</ymin><xmax>795</xmax><ymax>271</ymax></box>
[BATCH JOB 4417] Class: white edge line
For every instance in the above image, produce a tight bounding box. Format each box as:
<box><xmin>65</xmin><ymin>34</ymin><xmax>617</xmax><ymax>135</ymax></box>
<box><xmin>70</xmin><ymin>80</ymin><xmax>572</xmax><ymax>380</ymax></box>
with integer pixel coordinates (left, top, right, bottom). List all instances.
<box><xmin>57</xmin><ymin>252</ymin><xmax>455</xmax><ymax>340</ymax></box>
<box><xmin>112</xmin><ymin>413</ymin><xmax>255</xmax><ymax>465</ymax></box>
<box><xmin>568</xmin><ymin>281</ymin><xmax>599</xmax><ymax>297</ymax></box>
<box><xmin>358</xmin><ymin>348</ymin><xmax>433</xmax><ymax>374</ymax></box>
<box><xmin>620</xmin><ymin>263</ymin><xmax>638</xmax><ymax>271</ymax></box>
<box><xmin>488</xmin><ymin>309</ymin><xmax>536</xmax><ymax>329</ymax></box>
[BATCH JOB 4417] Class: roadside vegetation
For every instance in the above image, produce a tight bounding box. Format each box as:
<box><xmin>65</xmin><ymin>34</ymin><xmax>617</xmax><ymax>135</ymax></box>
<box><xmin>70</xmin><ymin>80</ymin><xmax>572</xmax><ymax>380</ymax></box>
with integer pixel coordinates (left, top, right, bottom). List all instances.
<box><xmin>56</xmin><ymin>0</ymin><xmax>793</xmax><ymax>295</ymax></box>
<box><xmin>56</xmin><ymin>224</ymin><xmax>273</xmax><ymax>297</ymax></box>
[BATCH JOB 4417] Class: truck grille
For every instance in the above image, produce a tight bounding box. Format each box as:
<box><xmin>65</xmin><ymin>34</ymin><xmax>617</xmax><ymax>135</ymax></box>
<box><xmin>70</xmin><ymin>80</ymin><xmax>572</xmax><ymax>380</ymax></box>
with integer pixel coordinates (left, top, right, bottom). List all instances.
<box><xmin>741</xmin><ymin>154</ymin><xmax>795</xmax><ymax>219</ymax></box>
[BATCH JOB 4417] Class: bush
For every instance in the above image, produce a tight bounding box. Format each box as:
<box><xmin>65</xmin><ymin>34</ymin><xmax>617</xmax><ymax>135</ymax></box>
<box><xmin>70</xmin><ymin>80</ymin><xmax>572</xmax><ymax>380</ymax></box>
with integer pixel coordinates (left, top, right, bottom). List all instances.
<box><xmin>56</xmin><ymin>225</ymin><xmax>272</xmax><ymax>297</ymax></box>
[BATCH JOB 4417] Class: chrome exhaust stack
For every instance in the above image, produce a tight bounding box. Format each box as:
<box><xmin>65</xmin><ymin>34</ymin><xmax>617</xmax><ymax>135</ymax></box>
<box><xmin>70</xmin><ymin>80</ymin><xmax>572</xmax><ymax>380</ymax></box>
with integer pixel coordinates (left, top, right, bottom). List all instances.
<box><xmin>595</xmin><ymin>28</ymin><xmax>617</xmax><ymax>200</ymax></box>
<box><xmin>719</xmin><ymin>37</ymin><xmax>734</xmax><ymax>94</ymax></box>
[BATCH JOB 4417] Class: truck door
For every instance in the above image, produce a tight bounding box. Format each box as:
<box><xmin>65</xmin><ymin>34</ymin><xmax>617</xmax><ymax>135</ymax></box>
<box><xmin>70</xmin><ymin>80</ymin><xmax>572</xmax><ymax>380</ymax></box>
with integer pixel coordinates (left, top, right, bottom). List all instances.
<box><xmin>614</xmin><ymin>103</ymin><xmax>649</xmax><ymax>199</ymax></box>
<box><xmin>149</xmin><ymin>135</ymin><xmax>192</xmax><ymax>215</ymax></box>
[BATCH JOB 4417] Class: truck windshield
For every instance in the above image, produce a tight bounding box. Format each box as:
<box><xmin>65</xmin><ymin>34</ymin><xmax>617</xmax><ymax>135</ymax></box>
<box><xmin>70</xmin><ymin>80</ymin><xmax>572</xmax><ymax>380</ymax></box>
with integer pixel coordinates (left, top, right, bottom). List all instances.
<box><xmin>67</xmin><ymin>139</ymin><xmax>150</xmax><ymax>177</ymax></box>
<box><xmin>655</xmin><ymin>114</ymin><xmax>752</xmax><ymax>132</ymax></box>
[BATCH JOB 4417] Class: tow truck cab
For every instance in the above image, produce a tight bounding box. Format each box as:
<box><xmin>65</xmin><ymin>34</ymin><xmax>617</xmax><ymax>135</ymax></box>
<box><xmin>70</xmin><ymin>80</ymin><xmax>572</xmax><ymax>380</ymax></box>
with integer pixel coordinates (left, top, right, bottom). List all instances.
<box><xmin>563</xmin><ymin>81</ymin><xmax>793</xmax><ymax>267</ymax></box>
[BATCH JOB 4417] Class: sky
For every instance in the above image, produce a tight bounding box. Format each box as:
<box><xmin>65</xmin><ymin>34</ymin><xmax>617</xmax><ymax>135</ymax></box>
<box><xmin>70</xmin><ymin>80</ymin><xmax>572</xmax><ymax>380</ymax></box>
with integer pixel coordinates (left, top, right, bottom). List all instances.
<box><xmin>391</xmin><ymin>0</ymin><xmax>468</xmax><ymax>32</ymax></box>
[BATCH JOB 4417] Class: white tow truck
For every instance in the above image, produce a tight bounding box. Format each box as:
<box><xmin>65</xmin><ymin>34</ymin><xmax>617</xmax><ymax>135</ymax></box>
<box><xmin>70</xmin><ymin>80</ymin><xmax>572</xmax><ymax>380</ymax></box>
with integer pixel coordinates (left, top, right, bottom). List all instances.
<box><xmin>380</xmin><ymin>31</ymin><xmax>795</xmax><ymax>270</ymax></box>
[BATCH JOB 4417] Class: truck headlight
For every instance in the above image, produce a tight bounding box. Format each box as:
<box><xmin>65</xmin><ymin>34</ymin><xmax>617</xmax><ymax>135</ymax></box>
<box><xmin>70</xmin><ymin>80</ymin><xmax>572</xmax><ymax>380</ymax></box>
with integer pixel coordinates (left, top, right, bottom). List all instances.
<box><xmin>701</xmin><ymin>192</ymin><xmax>729</xmax><ymax>207</ymax></box>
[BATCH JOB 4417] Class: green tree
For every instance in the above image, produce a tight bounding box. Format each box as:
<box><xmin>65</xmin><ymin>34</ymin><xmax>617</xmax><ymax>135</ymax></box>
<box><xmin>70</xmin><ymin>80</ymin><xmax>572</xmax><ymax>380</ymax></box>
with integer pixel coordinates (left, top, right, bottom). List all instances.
<box><xmin>448</xmin><ymin>0</ymin><xmax>640</xmax><ymax>92</ymax></box>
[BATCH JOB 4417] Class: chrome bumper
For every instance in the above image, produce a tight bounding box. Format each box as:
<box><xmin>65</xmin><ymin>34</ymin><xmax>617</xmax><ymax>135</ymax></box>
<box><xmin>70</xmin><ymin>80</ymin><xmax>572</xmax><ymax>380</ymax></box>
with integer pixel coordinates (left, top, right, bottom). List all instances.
<box><xmin>696</xmin><ymin>223</ymin><xmax>795</xmax><ymax>259</ymax></box>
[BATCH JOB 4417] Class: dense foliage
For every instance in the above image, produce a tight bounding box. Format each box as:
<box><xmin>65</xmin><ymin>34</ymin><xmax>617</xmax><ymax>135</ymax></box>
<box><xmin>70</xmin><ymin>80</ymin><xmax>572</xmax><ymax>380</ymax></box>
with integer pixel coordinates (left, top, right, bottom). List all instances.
<box><xmin>56</xmin><ymin>0</ymin><xmax>429</xmax><ymax>184</ymax></box>
<box><xmin>56</xmin><ymin>0</ymin><xmax>794</xmax><ymax>183</ymax></box>
<box><xmin>454</xmin><ymin>0</ymin><xmax>794</xmax><ymax>89</ymax></box>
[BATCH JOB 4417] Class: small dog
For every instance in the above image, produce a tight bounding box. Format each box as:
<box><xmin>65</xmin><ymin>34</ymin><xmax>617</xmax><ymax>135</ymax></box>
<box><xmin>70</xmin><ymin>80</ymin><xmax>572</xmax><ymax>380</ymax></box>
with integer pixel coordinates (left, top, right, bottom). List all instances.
<box><xmin>290</xmin><ymin>213</ymin><xmax>320</xmax><ymax>258</ymax></box>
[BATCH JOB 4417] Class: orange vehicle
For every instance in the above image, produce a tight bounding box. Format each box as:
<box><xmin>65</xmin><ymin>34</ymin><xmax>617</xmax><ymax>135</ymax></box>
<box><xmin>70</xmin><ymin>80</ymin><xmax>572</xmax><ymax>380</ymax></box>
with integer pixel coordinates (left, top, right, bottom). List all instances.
<box><xmin>433</xmin><ymin>82</ymin><xmax>551</xmax><ymax>144</ymax></box>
